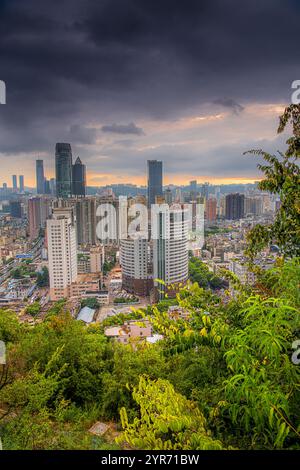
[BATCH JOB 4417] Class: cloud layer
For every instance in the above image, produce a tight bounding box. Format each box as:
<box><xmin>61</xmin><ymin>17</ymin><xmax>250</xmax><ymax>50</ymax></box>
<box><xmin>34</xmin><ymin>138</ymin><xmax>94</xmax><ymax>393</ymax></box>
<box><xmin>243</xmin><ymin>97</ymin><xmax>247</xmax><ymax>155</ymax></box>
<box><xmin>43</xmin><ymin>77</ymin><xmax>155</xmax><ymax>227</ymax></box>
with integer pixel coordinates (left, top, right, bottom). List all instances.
<box><xmin>0</xmin><ymin>0</ymin><xmax>299</xmax><ymax>185</ymax></box>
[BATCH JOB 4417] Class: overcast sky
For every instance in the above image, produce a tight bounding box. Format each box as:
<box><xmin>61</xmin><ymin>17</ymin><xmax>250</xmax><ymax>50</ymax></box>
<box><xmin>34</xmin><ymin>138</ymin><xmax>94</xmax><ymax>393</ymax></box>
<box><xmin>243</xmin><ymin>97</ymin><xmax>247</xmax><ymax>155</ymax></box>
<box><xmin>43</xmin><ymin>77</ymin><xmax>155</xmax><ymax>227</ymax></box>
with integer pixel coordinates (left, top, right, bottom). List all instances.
<box><xmin>0</xmin><ymin>0</ymin><xmax>299</xmax><ymax>186</ymax></box>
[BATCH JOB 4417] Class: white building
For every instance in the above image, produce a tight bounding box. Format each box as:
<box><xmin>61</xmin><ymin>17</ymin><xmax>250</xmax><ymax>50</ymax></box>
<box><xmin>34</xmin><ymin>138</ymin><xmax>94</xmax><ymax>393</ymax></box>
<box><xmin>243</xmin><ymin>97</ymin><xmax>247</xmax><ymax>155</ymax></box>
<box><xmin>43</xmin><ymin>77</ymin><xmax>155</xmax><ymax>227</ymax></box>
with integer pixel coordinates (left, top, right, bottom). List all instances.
<box><xmin>152</xmin><ymin>205</ymin><xmax>189</xmax><ymax>300</ymax></box>
<box><xmin>47</xmin><ymin>207</ymin><xmax>78</xmax><ymax>300</ymax></box>
<box><xmin>120</xmin><ymin>235</ymin><xmax>152</xmax><ymax>296</ymax></box>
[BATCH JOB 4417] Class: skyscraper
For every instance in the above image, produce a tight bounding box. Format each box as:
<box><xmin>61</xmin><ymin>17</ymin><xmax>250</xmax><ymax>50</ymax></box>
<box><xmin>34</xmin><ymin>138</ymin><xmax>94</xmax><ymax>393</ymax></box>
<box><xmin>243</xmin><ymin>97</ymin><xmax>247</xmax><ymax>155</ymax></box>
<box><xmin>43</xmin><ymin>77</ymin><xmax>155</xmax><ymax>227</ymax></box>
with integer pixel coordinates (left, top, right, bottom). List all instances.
<box><xmin>55</xmin><ymin>143</ymin><xmax>73</xmax><ymax>198</ymax></box>
<box><xmin>164</xmin><ymin>188</ymin><xmax>173</xmax><ymax>205</ymax></box>
<box><xmin>9</xmin><ymin>200</ymin><xmax>22</xmax><ymax>218</ymax></box>
<box><xmin>189</xmin><ymin>180</ymin><xmax>198</xmax><ymax>199</ymax></box>
<box><xmin>47</xmin><ymin>207</ymin><xmax>78</xmax><ymax>300</ymax></box>
<box><xmin>120</xmin><ymin>235</ymin><xmax>152</xmax><ymax>296</ymax></box>
<box><xmin>147</xmin><ymin>160</ymin><xmax>163</xmax><ymax>208</ymax></box>
<box><xmin>152</xmin><ymin>205</ymin><xmax>189</xmax><ymax>300</ymax></box>
<box><xmin>206</xmin><ymin>198</ymin><xmax>217</xmax><ymax>222</ymax></box>
<box><xmin>225</xmin><ymin>193</ymin><xmax>245</xmax><ymax>220</ymax></box>
<box><xmin>52</xmin><ymin>196</ymin><xmax>98</xmax><ymax>246</ymax></box>
<box><xmin>36</xmin><ymin>160</ymin><xmax>45</xmax><ymax>194</ymax></box>
<box><xmin>74</xmin><ymin>197</ymin><xmax>97</xmax><ymax>245</ymax></box>
<box><xmin>72</xmin><ymin>156</ymin><xmax>86</xmax><ymax>196</ymax></box>
<box><xmin>201</xmin><ymin>182</ymin><xmax>209</xmax><ymax>201</ymax></box>
<box><xmin>49</xmin><ymin>178</ymin><xmax>56</xmax><ymax>195</ymax></box>
<box><xmin>19</xmin><ymin>175</ymin><xmax>24</xmax><ymax>193</ymax></box>
<box><xmin>44</xmin><ymin>179</ymin><xmax>51</xmax><ymax>194</ymax></box>
<box><xmin>12</xmin><ymin>175</ymin><xmax>17</xmax><ymax>192</ymax></box>
<box><xmin>28</xmin><ymin>197</ymin><xmax>52</xmax><ymax>240</ymax></box>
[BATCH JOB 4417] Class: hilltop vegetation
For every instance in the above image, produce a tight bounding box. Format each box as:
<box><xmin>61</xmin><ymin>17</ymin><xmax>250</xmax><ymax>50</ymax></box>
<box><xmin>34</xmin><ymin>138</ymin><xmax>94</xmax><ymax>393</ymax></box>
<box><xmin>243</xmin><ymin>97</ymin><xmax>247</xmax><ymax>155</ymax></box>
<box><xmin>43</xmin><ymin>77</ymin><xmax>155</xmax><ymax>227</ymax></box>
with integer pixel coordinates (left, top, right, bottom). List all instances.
<box><xmin>0</xmin><ymin>257</ymin><xmax>299</xmax><ymax>450</ymax></box>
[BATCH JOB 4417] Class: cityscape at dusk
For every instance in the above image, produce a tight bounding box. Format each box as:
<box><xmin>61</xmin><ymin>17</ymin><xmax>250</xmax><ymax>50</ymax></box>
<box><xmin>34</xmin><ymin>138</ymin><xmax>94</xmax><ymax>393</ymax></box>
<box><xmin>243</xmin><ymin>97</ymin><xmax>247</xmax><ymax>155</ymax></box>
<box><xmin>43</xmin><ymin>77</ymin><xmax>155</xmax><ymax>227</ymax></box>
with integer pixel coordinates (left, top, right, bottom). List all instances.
<box><xmin>0</xmin><ymin>0</ymin><xmax>299</xmax><ymax>460</ymax></box>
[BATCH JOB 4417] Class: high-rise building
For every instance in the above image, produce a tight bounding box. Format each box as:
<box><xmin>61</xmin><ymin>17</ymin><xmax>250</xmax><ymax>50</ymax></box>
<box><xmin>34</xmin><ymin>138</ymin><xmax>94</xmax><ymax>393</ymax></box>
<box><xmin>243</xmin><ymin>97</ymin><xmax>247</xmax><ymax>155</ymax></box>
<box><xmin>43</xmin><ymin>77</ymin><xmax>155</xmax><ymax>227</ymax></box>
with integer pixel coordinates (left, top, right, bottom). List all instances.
<box><xmin>44</xmin><ymin>179</ymin><xmax>51</xmax><ymax>195</ymax></box>
<box><xmin>52</xmin><ymin>196</ymin><xmax>98</xmax><ymax>246</ymax></box>
<box><xmin>90</xmin><ymin>245</ymin><xmax>105</xmax><ymax>273</ymax></box>
<box><xmin>55</xmin><ymin>143</ymin><xmax>73</xmax><ymax>198</ymax></box>
<box><xmin>163</xmin><ymin>189</ymin><xmax>172</xmax><ymax>205</ymax></box>
<box><xmin>75</xmin><ymin>197</ymin><xmax>97</xmax><ymax>245</ymax></box>
<box><xmin>189</xmin><ymin>180</ymin><xmax>197</xmax><ymax>200</ymax></box>
<box><xmin>36</xmin><ymin>160</ymin><xmax>45</xmax><ymax>194</ymax></box>
<box><xmin>47</xmin><ymin>207</ymin><xmax>78</xmax><ymax>300</ymax></box>
<box><xmin>244</xmin><ymin>197</ymin><xmax>263</xmax><ymax>216</ymax></box>
<box><xmin>9</xmin><ymin>200</ymin><xmax>22</xmax><ymax>218</ymax></box>
<box><xmin>147</xmin><ymin>160</ymin><xmax>163</xmax><ymax>208</ymax></box>
<box><xmin>120</xmin><ymin>235</ymin><xmax>152</xmax><ymax>296</ymax></box>
<box><xmin>225</xmin><ymin>193</ymin><xmax>245</xmax><ymax>220</ymax></box>
<box><xmin>49</xmin><ymin>178</ymin><xmax>56</xmax><ymax>196</ymax></box>
<box><xmin>152</xmin><ymin>205</ymin><xmax>189</xmax><ymax>300</ymax></box>
<box><xmin>19</xmin><ymin>175</ymin><xmax>24</xmax><ymax>193</ymax></box>
<box><xmin>201</xmin><ymin>182</ymin><xmax>209</xmax><ymax>201</ymax></box>
<box><xmin>28</xmin><ymin>197</ymin><xmax>52</xmax><ymax>240</ymax></box>
<box><xmin>190</xmin><ymin>180</ymin><xmax>197</xmax><ymax>192</ymax></box>
<box><xmin>12</xmin><ymin>175</ymin><xmax>17</xmax><ymax>192</ymax></box>
<box><xmin>72</xmin><ymin>157</ymin><xmax>86</xmax><ymax>197</ymax></box>
<box><xmin>175</xmin><ymin>188</ymin><xmax>183</xmax><ymax>203</ymax></box>
<box><xmin>206</xmin><ymin>198</ymin><xmax>217</xmax><ymax>222</ymax></box>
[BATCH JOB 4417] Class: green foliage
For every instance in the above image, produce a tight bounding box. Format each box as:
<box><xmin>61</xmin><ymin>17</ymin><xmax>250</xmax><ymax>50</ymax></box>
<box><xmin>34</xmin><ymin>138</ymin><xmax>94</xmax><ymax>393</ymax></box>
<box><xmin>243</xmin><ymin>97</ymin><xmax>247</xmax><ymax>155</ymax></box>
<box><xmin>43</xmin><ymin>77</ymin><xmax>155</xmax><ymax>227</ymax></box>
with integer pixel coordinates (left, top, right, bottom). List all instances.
<box><xmin>45</xmin><ymin>299</ymin><xmax>67</xmax><ymax>317</ymax></box>
<box><xmin>81</xmin><ymin>297</ymin><xmax>100</xmax><ymax>309</ymax></box>
<box><xmin>101</xmin><ymin>310</ymin><xmax>142</xmax><ymax>329</ymax></box>
<box><xmin>0</xmin><ymin>309</ymin><xmax>22</xmax><ymax>343</ymax></box>
<box><xmin>189</xmin><ymin>256</ymin><xmax>224</xmax><ymax>289</ymax></box>
<box><xmin>11</xmin><ymin>262</ymin><xmax>37</xmax><ymax>280</ymax></box>
<box><xmin>36</xmin><ymin>266</ymin><xmax>49</xmax><ymax>287</ymax></box>
<box><xmin>0</xmin><ymin>259</ymin><xmax>299</xmax><ymax>450</ymax></box>
<box><xmin>245</xmin><ymin>103</ymin><xmax>300</xmax><ymax>258</ymax></box>
<box><xmin>117</xmin><ymin>376</ymin><xmax>224</xmax><ymax>450</ymax></box>
<box><xmin>101</xmin><ymin>344</ymin><xmax>166</xmax><ymax>420</ymax></box>
<box><xmin>103</xmin><ymin>259</ymin><xmax>116</xmax><ymax>275</ymax></box>
<box><xmin>25</xmin><ymin>302</ymin><xmax>41</xmax><ymax>317</ymax></box>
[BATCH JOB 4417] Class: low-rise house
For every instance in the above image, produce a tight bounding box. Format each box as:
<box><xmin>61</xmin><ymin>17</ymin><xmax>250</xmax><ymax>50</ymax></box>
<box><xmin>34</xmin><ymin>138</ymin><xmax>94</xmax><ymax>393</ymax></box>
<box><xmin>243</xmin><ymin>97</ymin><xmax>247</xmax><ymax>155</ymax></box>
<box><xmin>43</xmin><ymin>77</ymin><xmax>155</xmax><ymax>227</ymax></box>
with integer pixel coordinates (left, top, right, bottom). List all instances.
<box><xmin>105</xmin><ymin>319</ymin><xmax>153</xmax><ymax>344</ymax></box>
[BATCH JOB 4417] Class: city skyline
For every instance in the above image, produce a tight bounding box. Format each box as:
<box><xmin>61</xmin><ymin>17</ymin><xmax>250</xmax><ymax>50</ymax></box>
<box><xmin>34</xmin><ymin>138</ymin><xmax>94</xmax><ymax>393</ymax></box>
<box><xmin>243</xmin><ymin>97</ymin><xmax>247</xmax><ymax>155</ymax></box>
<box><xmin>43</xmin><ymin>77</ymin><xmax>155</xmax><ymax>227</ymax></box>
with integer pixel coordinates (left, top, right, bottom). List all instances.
<box><xmin>0</xmin><ymin>1</ymin><xmax>299</xmax><ymax>185</ymax></box>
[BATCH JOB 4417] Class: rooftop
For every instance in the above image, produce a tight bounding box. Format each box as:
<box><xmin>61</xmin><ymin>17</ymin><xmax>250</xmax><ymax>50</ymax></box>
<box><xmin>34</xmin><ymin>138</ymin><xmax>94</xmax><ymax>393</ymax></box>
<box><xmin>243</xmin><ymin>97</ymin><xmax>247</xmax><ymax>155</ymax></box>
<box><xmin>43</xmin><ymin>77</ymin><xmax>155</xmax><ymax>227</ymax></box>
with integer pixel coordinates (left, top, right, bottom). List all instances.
<box><xmin>77</xmin><ymin>306</ymin><xmax>95</xmax><ymax>324</ymax></box>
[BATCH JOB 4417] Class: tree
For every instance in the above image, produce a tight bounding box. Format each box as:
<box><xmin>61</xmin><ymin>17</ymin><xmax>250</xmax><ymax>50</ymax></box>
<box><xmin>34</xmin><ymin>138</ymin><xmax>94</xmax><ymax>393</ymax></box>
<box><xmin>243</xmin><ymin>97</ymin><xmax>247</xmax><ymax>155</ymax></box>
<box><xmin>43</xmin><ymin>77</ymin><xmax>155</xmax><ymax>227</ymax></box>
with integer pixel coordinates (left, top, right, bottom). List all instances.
<box><xmin>0</xmin><ymin>309</ymin><xmax>22</xmax><ymax>343</ymax></box>
<box><xmin>117</xmin><ymin>376</ymin><xmax>224</xmax><ymax>450</ymax></box>
<box><xmin>25</xmin><ymin>302</ymin><xmax>41</xmax><ymax>317</ymax></box>
<box><xmin>36</xmin><ymin>266</ymin><xmax>49</xmax><ymax>288</ymax></box>
<box><xmin>189</xmin><ymin>257</ymin><xmax>225</xmax><ymax>289</ymax></box>
<box><xmin>81</xmin><ymin>298</ymin><xmax>99</xmax><ymax>309</ymax></box>
<box><xmin>245</xmin><ymin>104</ymin><xmax>300</xmax><ymax>258</ymax></box>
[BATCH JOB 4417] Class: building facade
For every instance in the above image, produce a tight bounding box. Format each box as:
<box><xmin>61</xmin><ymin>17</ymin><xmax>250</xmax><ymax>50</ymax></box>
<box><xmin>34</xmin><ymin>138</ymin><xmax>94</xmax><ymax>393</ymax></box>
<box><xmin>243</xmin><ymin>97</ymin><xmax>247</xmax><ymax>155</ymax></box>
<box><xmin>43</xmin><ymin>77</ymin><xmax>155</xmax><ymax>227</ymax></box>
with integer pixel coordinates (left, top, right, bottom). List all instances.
<box><xmin>225</xmin><ymin>193</ymin><xmax>245</xmax><ymax>220</ymax></box>
<box><xmin>36</xmin><ymin>160</ymin><xmax>45</xmax><ymax>194</ymax></box>
<box><xmin>152</xmin><ymin>205</ymin><xmax>189</xmax><ymax>300</ymax></box>
<box><xmin>28</xmin><ymin>197</ymin><xmax>52</xmax><ymax>240</ymax></box>
<box><xmin>55</xmin><ymin>143</ymin><xmax>73</xmax><ymax>198</ymax></box>
<box><xmin>206</xmin><ymin>197</ymin><xmax>217</xmax><ymax>222</ymax></box>
<box><xmin>120</xmin><ymin>235</ymin><xmax>153</xmax><ymax>296</ymax></box>
<box><xmin>72</xmin><ymin>156</ymin><xmax>86</xmax><ymax>197</ymax></box>
<box><xmin>19</xmin><ymin>175</ymin><xmax>24</xmax><ymax>193</ymax></box>
<box><xmin>147</xmin><ymin>160</ymin><xmax>163</xmax><ymax>208</ymax></box>
<box><xmin>47</xmin><ymin>207</ymin><xmax>78</xmax><ymax>300</ymax></box>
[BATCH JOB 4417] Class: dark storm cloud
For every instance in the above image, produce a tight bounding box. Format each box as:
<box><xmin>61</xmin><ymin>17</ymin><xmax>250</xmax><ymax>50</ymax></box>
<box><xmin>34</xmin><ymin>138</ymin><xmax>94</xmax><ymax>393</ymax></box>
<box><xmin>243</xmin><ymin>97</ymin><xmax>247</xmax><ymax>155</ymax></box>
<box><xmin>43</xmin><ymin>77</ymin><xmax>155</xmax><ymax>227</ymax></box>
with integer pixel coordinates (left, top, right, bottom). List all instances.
<box><xmin>0</xmin><ymin>0</ymin><xmax>299</xmax><ymax>178</ymax></box>
<box><xmin>68</xmin><ymin>124</ymin><xmax>97</xmax><ymax>144</ymax></box>
<box><xmin>101</xmin><ymin>122</ymin><xmax>144</xmax><ymax>135</ymax></box>
<box><xmin>213</xmin><ymin>99</ymin><xmax>244</xmax><ymax>115</ymax></box>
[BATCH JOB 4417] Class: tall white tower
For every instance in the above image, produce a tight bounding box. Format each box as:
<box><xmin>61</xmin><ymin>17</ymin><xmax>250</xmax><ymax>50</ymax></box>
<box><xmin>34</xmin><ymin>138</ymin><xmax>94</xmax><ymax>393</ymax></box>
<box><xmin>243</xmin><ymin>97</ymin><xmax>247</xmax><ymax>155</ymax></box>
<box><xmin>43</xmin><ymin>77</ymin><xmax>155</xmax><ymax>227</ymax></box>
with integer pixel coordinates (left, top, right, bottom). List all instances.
<box><xmin>152</xmin><ymin>204</ymin><xmax>188</xmax><ymax>300</ymax></box>
<box><xmin>120</xmin><ymin>234</ymin><xmax>152</xmax><ymax>296</ymax></box>
<box><xmin>47</xmin><ymin>207</ymin><xmax>78</xmax><ymax>300</ymax></box>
